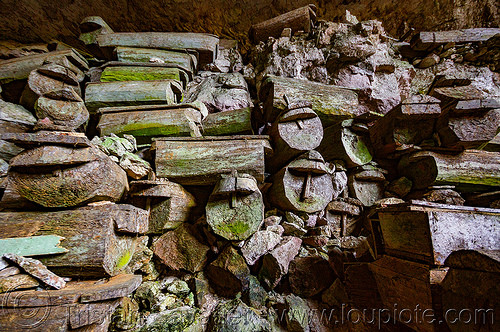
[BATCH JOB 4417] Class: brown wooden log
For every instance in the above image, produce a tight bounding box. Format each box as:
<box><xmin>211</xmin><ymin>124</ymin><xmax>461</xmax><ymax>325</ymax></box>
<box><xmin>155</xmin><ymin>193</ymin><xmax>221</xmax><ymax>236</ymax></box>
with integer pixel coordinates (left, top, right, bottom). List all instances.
<box><xmin>206</xmin><ymin>172</ymin><xmax>264</xmax><ymax>240</ymax></box>
<box><xmin>376</xmin><ymin>200</ymin><xmax>500</xmax><ymax>265</ymax></box>
<box><xmin>430</xmin><ymin>85</ymin><xmax>484</xmax><ymax>113</ymax></box>
<box><xmin>369</xmin><ymin>256</ymin><xmax>447</xmax><ymax>332</ymax></box>
<box><xmin>129</xmin><ymin>180</ymin><xmax>196</xmax><ymax>233</ymax></box>
<box><xmin>258</xmin><ymin>75</ymin><xmax>360</xmax><ymax>127</ymax></box>
<box><xmin>268</xmin><ymin>106</ymin><xmax>323</xmax><ymax>172</ymax></box>
<box><xmin>8</xmin><ymin>145</ymin><xmax>128</xmax><ymax>208</ymax></box>
<box><xmin>437</xmin><ymin>109</ymin><xmax>500</xmax><ymax>149</ymax></box>
<box><xmin>250</xmin><ymin>4</ymin><xmax>317</xmax><ymax>43</ymax></box>
<box><xmin>97</xmin><ymin>105</ymin><xmax>203</xmax><ymax>143</ymax></box>
<box><xmin>411</xmin><ymin>28</ymin><xmax>500</xmax><ymax>51</ymax></box>
<box><xmin>202</xmin><ymin>107</ymin><xmax>253</xmax><ymax>136</ymax></box>
<box><xmin>0</xmin><ymin>207</ymin><xmax>147</xmax><ymax>277</ymax></box>
<box><xmin>348</xmin><ymin>165</ymin><xmax>386</xmax><ymax>207</ymax></box>
<box><xmin>0</xmin><ymin>274</ymin><xmax>141</xmax><ymax>307</ymax></box>
<box><xmin>398</xmin><ymin>150</ymin><xmax>500</xmax><ymax>191</ymax></box>
<box><xmin>369</xmin><ymin>95</ymin><xmax>441</xmax><ymax>157</ymax></box>
<box><xmin>153</xmin><ymin>136</ymin><xmax>271</xmax><ymax>185</ymax></box>
<box><xmin>268</xmin><ymin>150</ymin><xmax>334</xmax><ymax>213</ymax></box>
<box><xmin>0</xmin><ymin>131</ymin><xmax>91</xmax><ymax>148</ymax></box>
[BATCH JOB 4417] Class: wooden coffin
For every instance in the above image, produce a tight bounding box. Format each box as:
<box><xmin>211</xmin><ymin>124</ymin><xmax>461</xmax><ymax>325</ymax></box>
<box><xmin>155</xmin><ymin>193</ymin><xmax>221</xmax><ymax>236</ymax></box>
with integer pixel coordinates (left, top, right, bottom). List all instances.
<box><xmin>0</xmin><ymin>49</ymin><xmax>88</xmax><ymax>84</ymax></box>
<box><xmin>153</xmin><ymin>136</ymin><xmax>271</xmax><ymax>185</ymax></box>
<box><xmin>348</xmin><ymin>165</ymin><xmax>386</xmax><ymax>207</ymax></box>
<box><xmin>318</xmin><ymin>124</ymin><xmax>372</xmax><ymax>168</ymax></box>
<box><xmin>97</xmin><ymin>104</ymin><xmax>204</xmax><ymax>143</ymax></box>
<box><xmin>7</xmin><ymin>145</ymin><xmax>128</xmax><ymax>208</ymax></box>
<box><xmin>268</xmin><ymin>102</ymin><xmax>323</xmax><ymax>172</ymax></box>
<box><xmin>259</xmin><ymin>75</ymin><xmax>360</xmax><ymax>127</ymax></box>
<box><xmin>369</xmin><ymin>95</ymin><xmax>442</xmax><ymax>157</ymax></box>
<box><xmin>0</xmin><ymin>131</ymin><xmax>91</xmax><ymax>148</ymax></box>
<box><xmin>202</xmin><ymin>107</ymin><xmax>253</xmax><ymax>136</ymax></box>
<box><xmin>115</xmin><ymin>46</ymin><xmax>196</xmax><ymax>74</ymax></box>
<box><xmin>268</xmin><ymin>150</ymin><xmax>334</xmax><ymax>213</ymax></box>
<box><xmin>376</xmin><ymin>200</ymin><xmax>500</xmax><ymax>265</ymax></box>
<box><xmin>398</xmin><ymin>150</ymin><xmax>500</xmax><ymax>191</ymax></box>
<box><xmin>206</xmin><ymin>172</ymin><xmax>264</xmax><ymax>241</ymax></box>
<box><xmin>100</xmin><ymin>65</ymin><xmax>190</xmax><ymax>88</ymax></box>
<box><xmin>250</xmin><ymin>4</ymin><xmax>317</xmax><ymax>43</ymax></box>
<box><xmin>369</xmin><ymin>256</ymin><xmax>449</xmax><ymax>332</ymax></box>
<box><xmin>84</xmin><ymin>80</ymin><xmax>183</xmax><ymax>113</ymax></box>
<box><xmin>129</xmin><ymin>180</ymin><xmax>196</xmax><ymax>233</ymax></box>
<box><xmin>0</xmin><ymin>205</ymin><xmax>148</xmax><ymax>277</ymax></box>
<box><xmin>411</xmin><ymin>28</ymin><xmax>500</xmax><ymax>51</ymax></box>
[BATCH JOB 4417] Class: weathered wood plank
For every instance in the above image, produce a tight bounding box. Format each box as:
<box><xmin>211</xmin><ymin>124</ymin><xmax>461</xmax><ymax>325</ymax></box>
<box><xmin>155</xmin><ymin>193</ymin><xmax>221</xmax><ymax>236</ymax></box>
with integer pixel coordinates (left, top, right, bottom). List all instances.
<box><xmin>84</xmin><ymin>80</ymin><xmax>183</xmax><ymax>113</ymax></box>
<box><xmin>250</xmin><ymin>4</ymin><xmax>316</xmax><ymax>43</ymax></box>
<box><xmin>96</xmin><ymin>31</ymin><xmax>219</xmax><ymax>65</ymax></box>
<box><xmin>259</xmin><ymin>75</ymin><xmax>360</xmax><ymax>127</ymax></box>
<box><xmin>0</xmin><ymin>207</ymin><xmax>145</xmax><ymax>277</ymax></box>
<box><xmin>453</xmin><ymin>97</ymin><xmax>500</xmax><ymax>114</ymax></box>
<box><xmin>97</xmin><ymin>107</ymin><xmax>203</xmax><ymax>143</ymax></box>
<box><xmin>0</xmin><ymin>49</ymin><xmax>88</xmax><ymax>84</ymax></box>
<box><xmin>114</xmin><ymin>46</ymin><xmax>196</xmax><ymax>73</ymax></box>
<box><xmin>377</xmin><ymin>203</ymin><xmax>500</xmax><ymax>265</ymax></box>
<box><xmin>153</xmin><ymin>136</ymin><xmax>271</xmax><ymax>185</ymax></box>
<box><xmin>318</xmin><ymin>124</ymin><xmax>371</xmax><ymax>167</ymax></box>
<box><xmin>0</xmin><ymin>131</ymin><xmax>91</xmax><ymax>148</ymax></box>
<box><xmin>398</xmin><ymin>150</ymin><xmax>500</xmax><ymax>191</ymax></box>
<box><xmin>268</xmin><ymin>150</ymin><xmax>334</xmax><ymax>213</ymax></box>
<box><xmin>100</xmin><ymin>66</ymin><xmax>188</xmax><ymax>87</ymax></box>
<box><xmin>0</xmin><ymin>274</ymin><xmax>141</xmax><ymax>307</ymax></box>
<box><xmin>0</xmin><ymin>235</ymin><xmax>67</xmax><ymax>257</ymax></box>
<box><xmin>411</xmin><ymin>28</ymin><xmax>500</xmax><ymax>51</ymax></box>
<box><xmin>202</xmin><ymin>107</ymin><xmax>253</xmax><ymax>136</ymax></box>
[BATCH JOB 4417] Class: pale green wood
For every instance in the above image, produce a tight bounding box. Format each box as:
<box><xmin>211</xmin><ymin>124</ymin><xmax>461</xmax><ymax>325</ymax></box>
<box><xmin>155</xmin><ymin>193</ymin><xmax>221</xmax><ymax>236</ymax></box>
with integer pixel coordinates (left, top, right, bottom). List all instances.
<box><xmin>115</xmin><ymin>46</ymin><xmax>196</xmax><ymax>73</ymax></box>
<box><xmin>0</xmin><ymin>235</ymin><xmax>68</xmax><ymax>256</ymax></box>
<box><xmin>100</xmin><ymin>66</ymin><xmax>183</xmax><ymax>83</ymax></box>
<box><xmin>202</xmin><ymin>108</ymin><xmax>253</xmax><ymax>136</ymax></box>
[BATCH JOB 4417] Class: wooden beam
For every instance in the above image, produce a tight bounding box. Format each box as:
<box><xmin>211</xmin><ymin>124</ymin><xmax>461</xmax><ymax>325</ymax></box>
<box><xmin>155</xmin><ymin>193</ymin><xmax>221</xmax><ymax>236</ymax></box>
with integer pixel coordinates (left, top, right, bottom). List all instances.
<box><xmin>0</xmin><ymin>235</ymin><xmax>67</xmax><ymax>257</ymax></box>
<box><xmin>411</xmin><ymin>28</ymin><xmax>500</xmax><ymax>51</ymax></box>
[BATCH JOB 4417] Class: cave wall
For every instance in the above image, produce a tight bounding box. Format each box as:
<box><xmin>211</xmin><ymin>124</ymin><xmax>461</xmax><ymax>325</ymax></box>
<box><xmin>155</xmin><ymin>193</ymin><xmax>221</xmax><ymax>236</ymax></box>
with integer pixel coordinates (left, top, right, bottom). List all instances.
<box><xmin>0</xmin><ymin>0</ymin><xmax>498</xmax><ymax>52</ymax></box>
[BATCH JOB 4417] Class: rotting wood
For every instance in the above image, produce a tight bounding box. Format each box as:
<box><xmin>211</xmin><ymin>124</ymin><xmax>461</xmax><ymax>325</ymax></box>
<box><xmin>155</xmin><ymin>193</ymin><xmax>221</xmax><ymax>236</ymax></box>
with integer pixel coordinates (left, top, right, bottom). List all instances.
<box><xmin>85</xmin><ymin>80</ymin><xmax>183</xmax><ymax>113</ymax></box>
<box><xmin>268</xmin><ymin>150</ymin><xmax>334</xmax><ymax>213</ymax></box>
<box><xmin>202</xmin><ymin>107</ymin><xmax>253</xmax><ymax>136</ymax></box>
<box><xmin>258</xmin><ymin>75</ymin><xmax>360</xmax><ymax>127</ymax></box>
<box><xmin>411</xmin><ymin>28</ymin><xmax>500</xmax><ymax>51</ymax></box>
<box><xmin>100</xmin><ymin>66</ymin><xmax>189</xmax><ymax>88</ymax></box>
<box><xmin>0</xmin><ymin>235</ymin><xmax>67</xmax><ymax>257</ymax></box>
<box><xmin>153</xmin><ymin>136</ymin><xmax>271</xmax><ymax>185</ymax></box>
<box><xmin>319</xmin><ymin>124</ymin><xmax>371</xmax><ymax>167</ymax></box>
<box><xmin>114</xmin><ymin>46</ymin><xmax>196</xmax><ymax>74</ymax></box>
<box><xmin>250</xmin><ymin>4</ymin><xmax>317</xmax><ymax>43</ymax></box>
<box><xmin>376</xmin><ymin>201</ymin><xmax>500</xmax><ymax>265</ymax></box>
<box><xmin>0</xmin><ymin>131</ymin><xmax>91</xmax><ymax>148</ymax></box>
<box><xmin>398</xmin><ymin>150</ymin><xmax>500</xmax><ymax>191</ymax></box>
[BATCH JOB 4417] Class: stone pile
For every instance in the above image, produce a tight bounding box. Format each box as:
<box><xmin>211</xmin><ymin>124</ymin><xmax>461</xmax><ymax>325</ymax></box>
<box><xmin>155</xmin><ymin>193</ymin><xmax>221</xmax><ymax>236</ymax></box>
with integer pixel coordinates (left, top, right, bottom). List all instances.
<box><xmin>0</xmin><ymin>6</ymin><xmax>498</xmax><ymax>332</ymax></box>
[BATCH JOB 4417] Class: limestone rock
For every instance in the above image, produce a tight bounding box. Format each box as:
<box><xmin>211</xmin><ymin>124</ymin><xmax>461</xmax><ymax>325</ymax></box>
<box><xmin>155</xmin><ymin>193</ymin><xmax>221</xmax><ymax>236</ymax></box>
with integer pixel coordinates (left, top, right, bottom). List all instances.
<box><xmin>153</xmin><ymin>224</ymin><xmax>210</xmax><ymax>273</ymax></box>
<box><xmin>285</xmin><ymin>294</ymin><xmax>310</xmax><ymax>332</ymax></box>
<box><xmin>206</xmin><ymin>246</ymin><xmax>250</xmax><ymax>297</ymax></box>
<box><xmin>139</xmin><ymin>306</ymin><xmax>200</xmax><ymax>332</ymax></box>
<box><xmin>208</xmin><ymin>299</ymin><xmax>271</xmax><ymax>332</ymax></box>
<box><xmin>259</xmin><ymin>236</ymin><xmax>302</xmax><ymax>289</ymax></box>
<box><xmin>241</xmin><ymin>230</ymin><xmax>282</xmax><ymax>266</ymax></box>
<box><xmin>0</xmin><ymin>99</ymin><xmax>36</xmax><ymax>131</ymax></box>
<box><xmin>288</xmin><ymin>256</ymin><xmax>336</xmax><ymax>298</ymax></box>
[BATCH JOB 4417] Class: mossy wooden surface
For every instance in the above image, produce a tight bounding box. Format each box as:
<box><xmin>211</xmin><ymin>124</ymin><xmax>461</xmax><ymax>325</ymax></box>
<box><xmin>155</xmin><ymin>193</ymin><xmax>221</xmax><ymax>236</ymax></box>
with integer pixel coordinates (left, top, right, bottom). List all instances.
<box><xmin>0</xmin><ymin>131</ymin><xmax>91</xmax><ymax>148</ymax></box>
<box><xmin>115</xmin><ymin>46</ymin><xmax>196</xmax><ymax>73</ymax></box>
<box><xmin>399</xmin><ymin>150</ymin><xmax>500</xmax><ymax>192</ymax></box>
<box><xmin>0</xmin><ymin>208</ymin><xmax>143</xmax><ymax>277</ymax></box>
<box><xmin>0</xmin><ymin>235</ymin><xmax>67</xmax><ymax>257</ymax></box>
<box><xmin>259</xmin><ymin>75</ymin><xmax>359</xmax><ymax>127</ymax></box>
<box><xmin>85</xmin><ymin>80</ymin><xmax>182</xmax><ymax>113</ymax></box>
<box><xmin>154</xmin><ymin>136</ymin><xmax>270</xmax><ymax>185</ymax></box>
<box><xmin>101</xmin><ymin>66</ymin><xmax>182</xmax><ymax>83</ymax></box>
<box><xmin>319</xmin><ymin>126</ymin><xmax>372</xmax><ymax>168</ymax></box>
<box><xmin>98</xmin><ymin>108</ymin><xmax>202</xmax><ymax>143</ymax></box>
<box><xmin>202</xmin><ymin>108</ymin><xmax>253</xmax><ymax>136</ymax></box>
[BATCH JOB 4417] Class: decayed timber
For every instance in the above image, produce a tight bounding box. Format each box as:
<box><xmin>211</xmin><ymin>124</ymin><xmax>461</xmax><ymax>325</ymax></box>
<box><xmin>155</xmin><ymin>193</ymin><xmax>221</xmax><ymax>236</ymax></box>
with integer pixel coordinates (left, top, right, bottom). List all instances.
<box><xmin>115</xmin><ymin>46</ymin><xmax>196</xmax><ymax>74</ymax></box>
<box><xmin>206</xmin><ymin>172</ymin><xmax>264</xmax><ymax>240</ymax></box>
<box><xmin>268</xmin><ymin>105</ymin><xmax>323</xmax><ymax>172</ymax></box>
<box><xmin>0</xmin><ymin>49</ymin><xmax>88</xmax><ymax>84</ymax></box>
<box><xmin>348</xmin><ymin>165</ymin><xmax>385</xmax><ymax>207</ymax></box>
<box><xmin>153</xmin><ymin>136</ymin><xmax>271</xmax><ymax>185</ymax></box>
<box><xmin>0</xmin><ymin>274</ymin><xmax>141</xmax><ymax>307</ymax></box>
<box><xmin>0</xmin><ymin>207</ymin><xmax>147</xmax><ymax>277</ymax></box>
<box><xmin>369</xmin><ymin>95</ymin><xmax>441</xmax><ymax>156</ymax></box>
<box><xmin>202</xmin><ymin>107</ymin><xmax>253</xmax><ymax>136</ymax></box>
<box><xmin>453</xmin><ymin>97</ymin><xmax>500</xmax><ymax>114</ymax></box>
<box><xmin>444</xmin><ymin>250</ymin><xmax>500</xmax><ymax>273</ymax></box>
<box><xmin>0</xmin><ymin>131</ymin><xmax>91</xmax><ymax>147</ymax></box>
<box><xmin>369</xmin><ymin>256</ymin><xmax>447</xmax><ymax>332</ymax></box>
<box><xmin>398</xmin><ymin>150</ymin><xmax>500</xmax><ymax>191</ymax></box>
<box><xmin>250</xmin><ymin>4</ymin><xmax>317</xmax><ymax>43</ymax></box>
<box><xmin>8</xmin><ymin>145</ymin><xmax>128</xmax><ymax>208</ymax></box>
<box><xmin>85</xmin><ymin>80</ymin><xmax>183</xmax><ymax>112</ymax></box>
<box><xmin>97</xmin><ymin>105</ymin><xmax>203</xmax><ymax>142</ymax></box>
<box><xmin>268</xmin><ymin>150</ymin><xmax>334</xmax><ymax>213</ymax></box>
<box><xmin>411</xmin><ymin>28</ymin><xmax>500</xmax><ymax>51</ymax></box>
<box><xmin>0</xmin><ymin>299</ymin><xmax>121</xmax><ymax>331</ymax></box>
<box><xmin>376</xmin><ymin>200</ymin><xmax>500</xmax><ymax>265</ymax></box>
<box><xmin>129</xmin><ymin>180</ymin><xmax>196</xmax><ymax>233</ymax></box>
<box><xmin>0</xmin><ymin>235</ymin><xmax>67</xmax><ymax>257</ymax></box>
<box><xmin>100</xmin><ymin>66</ymin><xmax>189</xmax><ymax>88</ymax></box>
<box><xmin>438</xmin><ymin>109</ymin><xmax>500</xmax><ymax>148</ymax></box>
<box><xmin>318</xmin><ymin>124</ymin><xmax>371</xmax><ymax>167</ymax></box>
<box><xmin>259</xmin><ymin>75</ymin><xmax>360</xmax><ymax>127</ymax></box>
<box><xmin>430</xmin><ymin>85</ymin><xmax>484</xmax><ymax>112</ymax></box>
